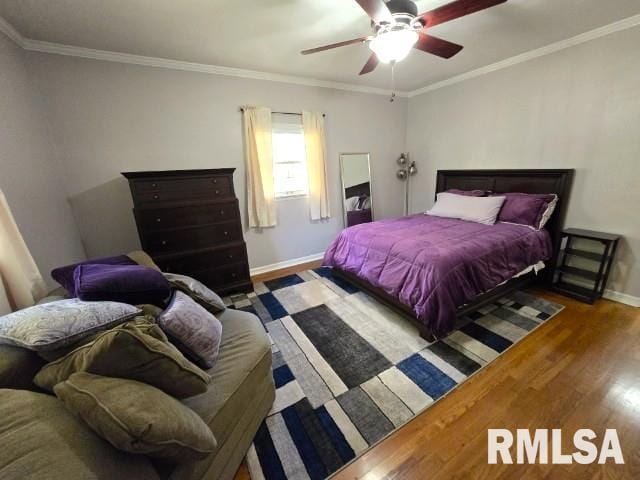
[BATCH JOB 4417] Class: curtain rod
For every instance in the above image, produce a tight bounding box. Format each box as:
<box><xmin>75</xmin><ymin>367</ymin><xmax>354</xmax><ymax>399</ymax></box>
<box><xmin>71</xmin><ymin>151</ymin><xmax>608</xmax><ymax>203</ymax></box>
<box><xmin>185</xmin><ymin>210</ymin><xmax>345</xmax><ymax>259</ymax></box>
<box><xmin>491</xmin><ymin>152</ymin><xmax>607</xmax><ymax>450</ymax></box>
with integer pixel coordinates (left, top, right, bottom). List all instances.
<box><xmin>239</xmin><ymin>108</ymin><xmax>325</xmax><ymax>118</ymax></box>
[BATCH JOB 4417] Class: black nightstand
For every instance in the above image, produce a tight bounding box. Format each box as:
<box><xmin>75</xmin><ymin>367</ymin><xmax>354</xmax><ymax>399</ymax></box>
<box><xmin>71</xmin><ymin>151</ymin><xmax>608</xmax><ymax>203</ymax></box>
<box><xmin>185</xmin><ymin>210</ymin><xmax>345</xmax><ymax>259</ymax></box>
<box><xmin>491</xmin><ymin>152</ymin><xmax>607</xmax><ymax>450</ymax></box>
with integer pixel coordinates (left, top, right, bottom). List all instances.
<box><xmin>551</xmin><ymin>228</ymin><xmax>621</xmax><ymax>304</ymax></box>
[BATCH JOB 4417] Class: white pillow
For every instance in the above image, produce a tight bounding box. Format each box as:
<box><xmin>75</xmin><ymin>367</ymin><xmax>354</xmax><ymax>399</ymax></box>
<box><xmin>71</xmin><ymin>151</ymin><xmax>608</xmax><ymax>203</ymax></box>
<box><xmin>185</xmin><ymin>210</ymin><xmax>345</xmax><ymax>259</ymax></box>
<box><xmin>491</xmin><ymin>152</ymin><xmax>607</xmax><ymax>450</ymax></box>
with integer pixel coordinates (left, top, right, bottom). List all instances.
<box><xmin>427</xmin><ymin>192</ymin><xmax>506</xmax><ymax>225</ymax></box>
<box><xmin>344</xmin><ymin>196</ymin><xmax>360</xmax><ymax>212</ymax></box>
<box><xmin>538</xmin><ymin>194</ymin><xmax>558</xmax><ymax>229</ymax></box>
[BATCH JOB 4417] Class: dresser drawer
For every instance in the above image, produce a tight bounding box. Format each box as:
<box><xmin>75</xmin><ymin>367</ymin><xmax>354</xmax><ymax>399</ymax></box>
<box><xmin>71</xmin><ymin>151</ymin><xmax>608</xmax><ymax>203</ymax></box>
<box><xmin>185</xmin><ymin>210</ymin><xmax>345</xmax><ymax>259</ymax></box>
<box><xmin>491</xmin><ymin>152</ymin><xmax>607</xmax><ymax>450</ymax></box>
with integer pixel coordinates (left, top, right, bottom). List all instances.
<box><xmin>143</xmin><ymin>222</ymin><xmax>242</xmax><ymax>255</ymax></box>
<box><xmin>155</xmin><ymin>244</ymin><xmax>247</xmax><ymax>275</ymax></box>
<box><xmin>191</xmin><ymin>263</ymin><xmax>250</xmax><ymax>291</ymax></box>
<box><xmin>135</xmin><ymin>200</ymin><xmax>239</xmax><ymax>231</ymax></box>
<box><xmin>132</xmin><ymin>176</ymin><xmax>233</xmax><ymax>206</ymax></box>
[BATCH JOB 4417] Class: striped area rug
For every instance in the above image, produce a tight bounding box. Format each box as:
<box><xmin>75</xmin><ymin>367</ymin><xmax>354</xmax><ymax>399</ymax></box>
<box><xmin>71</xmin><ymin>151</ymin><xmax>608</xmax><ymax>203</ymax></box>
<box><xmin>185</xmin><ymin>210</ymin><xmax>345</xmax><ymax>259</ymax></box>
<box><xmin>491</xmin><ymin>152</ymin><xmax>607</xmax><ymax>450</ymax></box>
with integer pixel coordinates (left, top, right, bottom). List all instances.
<box><xmin>223</xmin><ymin>267</ymin><xmax>564</xmax><ymax>480</ymax></box>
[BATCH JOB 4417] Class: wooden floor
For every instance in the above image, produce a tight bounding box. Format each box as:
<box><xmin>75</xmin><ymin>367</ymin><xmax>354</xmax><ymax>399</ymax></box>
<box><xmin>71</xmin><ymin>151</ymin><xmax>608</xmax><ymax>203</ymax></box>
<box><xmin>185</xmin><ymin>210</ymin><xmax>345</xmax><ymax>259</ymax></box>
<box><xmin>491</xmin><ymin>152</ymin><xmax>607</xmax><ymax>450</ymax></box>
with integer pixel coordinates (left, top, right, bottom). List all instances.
<box><xmin>239</xmin><ymin>263</ymin><xmax>640</xmax><ymax>479</ymax></box>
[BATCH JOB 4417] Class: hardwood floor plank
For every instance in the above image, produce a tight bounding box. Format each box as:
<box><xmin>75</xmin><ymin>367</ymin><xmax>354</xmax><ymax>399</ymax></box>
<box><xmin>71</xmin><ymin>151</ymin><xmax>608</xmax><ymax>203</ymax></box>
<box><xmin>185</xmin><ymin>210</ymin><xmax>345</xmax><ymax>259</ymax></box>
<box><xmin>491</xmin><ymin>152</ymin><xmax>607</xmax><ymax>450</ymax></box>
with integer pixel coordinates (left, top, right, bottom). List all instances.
<box><xmin>251</xmin><ymin>260</ymin><xmax>323</xmax><ymax>284</ymax></box>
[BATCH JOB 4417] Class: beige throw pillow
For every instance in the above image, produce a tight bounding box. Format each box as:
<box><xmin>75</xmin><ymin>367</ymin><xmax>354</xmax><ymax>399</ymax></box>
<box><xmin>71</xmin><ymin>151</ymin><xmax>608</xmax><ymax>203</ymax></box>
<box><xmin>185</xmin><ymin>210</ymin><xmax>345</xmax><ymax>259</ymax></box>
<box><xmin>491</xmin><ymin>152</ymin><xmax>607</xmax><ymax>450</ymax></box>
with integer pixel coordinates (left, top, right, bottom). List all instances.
<box><xmin>54</xmin><ymin>373</ymin><xmax>217</xmax><ymax>461</ymax></box>
<box><xmin>34</xmin><ymin>319</ymin><xmax>210</xmax><ymax>398</ymax></box>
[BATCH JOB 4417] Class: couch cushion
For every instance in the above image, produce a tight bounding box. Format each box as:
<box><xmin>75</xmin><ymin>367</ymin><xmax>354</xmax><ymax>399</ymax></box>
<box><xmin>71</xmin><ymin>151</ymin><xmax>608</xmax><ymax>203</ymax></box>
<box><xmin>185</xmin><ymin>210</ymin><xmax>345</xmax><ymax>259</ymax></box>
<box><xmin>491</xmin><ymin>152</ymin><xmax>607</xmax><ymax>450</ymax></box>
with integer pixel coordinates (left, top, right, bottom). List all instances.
<box><xmin>34</xmin><ymin>319</ymin><xmax>210</xmax><ymax>398</ymax></box>
<box><xmin>127</xmin><ymin>250</ymin><xmax>162</xmax><ymax>271</ymax></box>
<box><xmin>182</xmin><ymin>308</ymin><xmax>273</xmax><ymax>449</ymax></box>
<box><xmin>153</xmin><ymin>308</ymin><xmax>273</xmax><ymax>479</ymax></box>
<box><xmin>0</xmin><ymin>344</ymin><xmax>44</xmax><ymax>391</ymax></box>
<box><xmin>55</xmin><ymin>373</ymin><xmax>217</xmax><ymax>461</ymax></box>
<box><xmin>0</xmin><ymin>389</ymin><xmax>158</xmax><ymax>480</ymax></box>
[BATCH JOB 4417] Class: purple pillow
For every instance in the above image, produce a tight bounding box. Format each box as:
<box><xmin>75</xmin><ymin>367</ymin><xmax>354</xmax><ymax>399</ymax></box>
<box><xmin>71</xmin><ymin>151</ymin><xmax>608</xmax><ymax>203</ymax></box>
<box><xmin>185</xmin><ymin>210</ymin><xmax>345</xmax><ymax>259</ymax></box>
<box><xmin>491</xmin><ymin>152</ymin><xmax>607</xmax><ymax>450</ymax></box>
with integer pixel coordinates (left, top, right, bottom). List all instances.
<box><xmin>157</xmin><ymin>291</ymin><xmax>223</xmax><ymax>369</ymax></box>
<box><xmin>52</xmin><ymin>255</ymin><xmax>136</xmax><ymax>296</ymax></box>
<box><xmin>493</xmin><ymin>192</ymin><xmax>557</xmax><ymax>229</ymax></box>
<box><xmin>446</xmin><ymin>189</ymin><xmax>487</xmax><ymax>197</ymax></box>
<box><xmin>74</xmin><ymin>264</ymin><xmax>171</xmax><ymax>306</ymax></box>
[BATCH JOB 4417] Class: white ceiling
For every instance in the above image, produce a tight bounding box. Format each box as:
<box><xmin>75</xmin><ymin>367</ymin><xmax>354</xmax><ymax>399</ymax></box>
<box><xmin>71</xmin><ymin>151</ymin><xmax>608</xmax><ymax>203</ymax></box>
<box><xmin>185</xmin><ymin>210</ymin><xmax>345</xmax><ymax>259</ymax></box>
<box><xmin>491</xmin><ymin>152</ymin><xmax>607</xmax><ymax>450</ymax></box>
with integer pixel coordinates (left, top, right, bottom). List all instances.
<box><xmin>1</xmin><ymin>0</ymin><xmax>639</xmax><ymax>91</ymax></box>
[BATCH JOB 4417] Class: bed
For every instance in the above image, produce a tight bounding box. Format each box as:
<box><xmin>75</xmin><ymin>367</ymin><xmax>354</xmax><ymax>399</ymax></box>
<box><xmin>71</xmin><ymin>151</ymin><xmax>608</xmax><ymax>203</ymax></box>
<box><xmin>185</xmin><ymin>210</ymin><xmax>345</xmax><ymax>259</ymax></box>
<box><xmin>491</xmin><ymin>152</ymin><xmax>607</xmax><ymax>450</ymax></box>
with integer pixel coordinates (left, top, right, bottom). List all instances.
<box><xmin>324</xmin><ymin>169</ymin><xmax>574</xmax><ymax>340</ymax></box>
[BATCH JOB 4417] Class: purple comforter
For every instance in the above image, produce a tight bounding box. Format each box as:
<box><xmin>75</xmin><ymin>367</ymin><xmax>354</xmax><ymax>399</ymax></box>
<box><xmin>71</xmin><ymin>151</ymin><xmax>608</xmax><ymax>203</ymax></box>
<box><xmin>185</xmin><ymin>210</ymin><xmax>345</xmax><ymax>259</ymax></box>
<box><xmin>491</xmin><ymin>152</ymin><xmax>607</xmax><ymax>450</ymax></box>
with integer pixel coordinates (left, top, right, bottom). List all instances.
<box><xmin>323</xmin><ymin>214</ymin><xmax>552</xmax><ymax>337</ymax></box>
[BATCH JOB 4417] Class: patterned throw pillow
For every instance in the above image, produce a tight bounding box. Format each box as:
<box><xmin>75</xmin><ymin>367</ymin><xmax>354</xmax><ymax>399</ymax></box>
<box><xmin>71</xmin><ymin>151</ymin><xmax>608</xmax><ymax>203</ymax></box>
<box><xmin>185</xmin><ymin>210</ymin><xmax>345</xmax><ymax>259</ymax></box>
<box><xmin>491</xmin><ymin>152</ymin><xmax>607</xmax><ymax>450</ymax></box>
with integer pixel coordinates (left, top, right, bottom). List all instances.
<box><xmin>54</xmin><ymin>373</ymin><xmax>217</xmax><ymax>461</ymax></box>
<box><xmin>163</xmin><ymin>273</ymin><xmax>226</xmax><ymax>314</ymax></box>
<box><xmin>0</xmin><ymin>299</ymin><xmax>140</xmax><ymax>352</ymax></box>
<box><xmin>158</xmin><ymin>291</ymin><xmax>223</xmax><ymax>370</ymax></box>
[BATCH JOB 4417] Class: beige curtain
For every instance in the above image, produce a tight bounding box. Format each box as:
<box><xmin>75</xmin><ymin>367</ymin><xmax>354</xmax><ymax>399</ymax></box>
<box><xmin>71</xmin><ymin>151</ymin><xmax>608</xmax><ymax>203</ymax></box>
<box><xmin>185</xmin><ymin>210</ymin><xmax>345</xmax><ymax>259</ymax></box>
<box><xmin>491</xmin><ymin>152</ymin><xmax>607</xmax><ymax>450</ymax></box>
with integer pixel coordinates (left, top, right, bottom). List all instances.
<box><xmin>0</xmin><ymin>190</ymin><xmax>47</xmax><ymax>311</ymax></box>
<box><xmin>302</xmin><ymin>111</ymin><xmax>330</xmax><ymax>220</ymax></box>
<box><xmin>243</xmin><ymin>106</ymin><xmax>277</xmax><ymax>228</ymax></box>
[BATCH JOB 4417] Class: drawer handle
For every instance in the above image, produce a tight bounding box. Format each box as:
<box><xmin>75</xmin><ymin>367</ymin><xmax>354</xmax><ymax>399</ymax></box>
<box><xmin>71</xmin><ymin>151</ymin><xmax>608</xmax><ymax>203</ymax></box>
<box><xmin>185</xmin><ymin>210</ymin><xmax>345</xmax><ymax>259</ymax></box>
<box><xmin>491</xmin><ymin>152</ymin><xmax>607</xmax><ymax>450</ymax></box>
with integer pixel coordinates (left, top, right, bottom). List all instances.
<box><xmin>231</xmin><ymin>273</ymin><xmax>237</xmax><ymax>279</ymax></box>
<box><xmin>212</xmin><ymin>179</ymin><xmax>218</xmax><ymax>184</ymax></box>
<box><xmin>161</xmin><ymin>240</ymin><xmax>167</xmax><ymax>246</ymax></box>
<box><xmin>227</xmin><ymin>254</ymin><xmax>234</xmax><ymax>260</ymax></box>
<box><xmin>220</xmin><ymin>210</ymin><xmax>225</xmax><ymax>215</ymax></box>
<box><xmin>215</xmin><ymin>190</ymin><xmax>220</xmax><ymax>195</ymax></box>
<box><xmin>152</xmin><ymin>183</ymin><xmax>157</xmax><ymax>188</ymax></box>
<box><xmin>153</xmin><ymin>194</ymin><xmax>159</xmax><ymax>200</ymax></box>
<box><xmin>223</xmin><ymin>231</ymin><xmax>229</xmax><ymax>236</ymax></box>
<box><xmin>156</xmin><ymin>218</ymin><xmax>161</xmax><ymax>223</ymax></box>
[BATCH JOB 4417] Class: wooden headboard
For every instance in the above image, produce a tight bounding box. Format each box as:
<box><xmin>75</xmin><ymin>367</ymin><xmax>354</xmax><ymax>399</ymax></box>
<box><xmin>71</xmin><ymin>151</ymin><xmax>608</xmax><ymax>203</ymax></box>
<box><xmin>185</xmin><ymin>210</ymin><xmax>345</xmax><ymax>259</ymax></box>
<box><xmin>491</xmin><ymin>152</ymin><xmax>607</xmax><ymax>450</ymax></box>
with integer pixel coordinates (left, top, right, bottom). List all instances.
<box><xmin>435</xmin><ymin>169</ymin><xmax>574</xmax><ymax>283</ymax></box>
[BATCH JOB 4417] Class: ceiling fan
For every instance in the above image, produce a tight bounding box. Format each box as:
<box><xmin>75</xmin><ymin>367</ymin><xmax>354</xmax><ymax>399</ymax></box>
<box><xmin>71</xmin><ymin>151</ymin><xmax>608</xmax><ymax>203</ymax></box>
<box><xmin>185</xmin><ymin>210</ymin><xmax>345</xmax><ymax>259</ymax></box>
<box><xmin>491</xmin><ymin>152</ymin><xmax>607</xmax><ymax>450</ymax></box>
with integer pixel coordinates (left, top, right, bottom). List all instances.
<box><xmin>301</xmin><ymin>0</ymin><xmax>508</xmax><ymax>75</ymax></box>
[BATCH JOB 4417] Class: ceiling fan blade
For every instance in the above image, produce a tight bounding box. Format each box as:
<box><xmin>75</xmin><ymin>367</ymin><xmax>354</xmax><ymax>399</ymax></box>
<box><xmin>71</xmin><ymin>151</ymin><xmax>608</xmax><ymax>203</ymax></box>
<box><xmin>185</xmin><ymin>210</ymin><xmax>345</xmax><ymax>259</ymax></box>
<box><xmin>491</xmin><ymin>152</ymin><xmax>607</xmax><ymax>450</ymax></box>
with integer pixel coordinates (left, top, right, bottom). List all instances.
<box><xmin>301</xmin><ymin>37</ymin><xmax>368</xmax><ymax>55</ymax></box>
<box><xmin>418</xmin><ymin>0</ymin><xmax>507</xmax><ymax>28</ymax></box>
<box><xmin>414</xmin><ymin>33</ymin><xmax>463</xmax><ymax>59</ymax></box>
<box><xmin>354</xmin><ymin>0</ymin><xmax>393</xmax><ymax>24</ymax></box>
<box><xmin>359</xmin><ymin>53</ymin><xmax>379</xmax><ymax>75</ymax></box>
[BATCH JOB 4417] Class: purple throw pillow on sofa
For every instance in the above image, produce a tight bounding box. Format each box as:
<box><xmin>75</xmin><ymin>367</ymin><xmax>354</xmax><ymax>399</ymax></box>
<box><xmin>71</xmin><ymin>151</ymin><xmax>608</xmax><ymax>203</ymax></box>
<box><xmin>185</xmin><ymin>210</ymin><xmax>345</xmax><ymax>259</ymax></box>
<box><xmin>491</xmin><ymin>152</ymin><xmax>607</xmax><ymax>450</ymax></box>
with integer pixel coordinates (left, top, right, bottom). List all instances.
<box><xmin>74</xmin><ymin>264</ymin><xmax>171</xmax><ymax>306</ymax></box>
<box><xmin>52</xmin><ymin>255</ymin><xmax>137</xmax><ymax>296</ymax></box>
<box><xmin>446</xmin><ymin>189</ymin><xmax>487</xmax><ymax>197</ymax></box>
<box><xmin>493</xmin><ymin>192</ymin><xmax>557</xmax><ymax>229</ymax></box>
<box><xmin>157</xmin><ymin>291</ymin><xmax>223</xmax><ymax>370</ymax></box>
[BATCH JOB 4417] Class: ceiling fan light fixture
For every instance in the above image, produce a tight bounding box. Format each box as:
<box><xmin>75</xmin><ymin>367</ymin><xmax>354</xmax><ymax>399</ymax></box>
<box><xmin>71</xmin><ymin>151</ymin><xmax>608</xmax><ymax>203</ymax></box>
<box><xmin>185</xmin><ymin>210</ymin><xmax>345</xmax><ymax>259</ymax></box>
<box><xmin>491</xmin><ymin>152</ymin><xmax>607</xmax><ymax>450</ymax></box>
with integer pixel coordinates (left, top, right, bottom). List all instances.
<box><xmin>369</xmin><ymin>26</ymin><xmax>419</xmax><ymax>64</ymax></box>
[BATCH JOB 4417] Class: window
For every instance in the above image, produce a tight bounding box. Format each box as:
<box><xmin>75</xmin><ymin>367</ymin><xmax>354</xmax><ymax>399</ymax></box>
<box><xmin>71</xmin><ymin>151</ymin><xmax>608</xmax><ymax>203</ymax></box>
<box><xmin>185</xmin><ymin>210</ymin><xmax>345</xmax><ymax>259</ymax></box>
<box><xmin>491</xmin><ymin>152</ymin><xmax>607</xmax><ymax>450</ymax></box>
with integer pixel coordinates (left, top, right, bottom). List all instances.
<box><xmin>272</xmin><ymin>118</ymin><xmax>308</xmax><ymax>198</ymax></box>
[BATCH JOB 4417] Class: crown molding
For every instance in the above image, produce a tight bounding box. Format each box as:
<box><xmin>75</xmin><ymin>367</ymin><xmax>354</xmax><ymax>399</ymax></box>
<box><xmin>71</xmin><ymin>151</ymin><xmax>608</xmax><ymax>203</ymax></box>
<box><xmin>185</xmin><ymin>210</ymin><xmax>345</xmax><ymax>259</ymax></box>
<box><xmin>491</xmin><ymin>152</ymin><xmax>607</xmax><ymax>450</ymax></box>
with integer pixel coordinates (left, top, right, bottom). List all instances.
<box><xmin>0</xmin><ymin>15</ymin><xmax>25</xmax><ymax>48</ymax></box>
<box><xmin>20</xmin><ymin>38</ymin><xmax>408</xmax><ymax>98</ymax></box>
<box><xmin>0</xmin><ymin>15</ymin><xmax>405</xmax><ymax>98</ymax></box>
<box><xmin>408</xmin><ymin>13</ymin><xmax>640</xmax><ymax>97</ymax></box>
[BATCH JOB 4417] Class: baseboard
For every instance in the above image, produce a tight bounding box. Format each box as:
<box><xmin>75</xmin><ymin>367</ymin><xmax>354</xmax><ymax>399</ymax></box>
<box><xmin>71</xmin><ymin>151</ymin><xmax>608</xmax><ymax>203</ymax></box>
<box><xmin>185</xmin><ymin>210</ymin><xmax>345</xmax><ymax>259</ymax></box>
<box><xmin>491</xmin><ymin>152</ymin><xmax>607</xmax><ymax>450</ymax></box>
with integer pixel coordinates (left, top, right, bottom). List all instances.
<box><xmin>250</xmin><ymin>253</ymin><xmax>324</xmax><ymax>277</ymax></box>
<box><xmin>603</xmin><ymin>289</ymin><xmax>640</xmax><ymax>308</ymax></box>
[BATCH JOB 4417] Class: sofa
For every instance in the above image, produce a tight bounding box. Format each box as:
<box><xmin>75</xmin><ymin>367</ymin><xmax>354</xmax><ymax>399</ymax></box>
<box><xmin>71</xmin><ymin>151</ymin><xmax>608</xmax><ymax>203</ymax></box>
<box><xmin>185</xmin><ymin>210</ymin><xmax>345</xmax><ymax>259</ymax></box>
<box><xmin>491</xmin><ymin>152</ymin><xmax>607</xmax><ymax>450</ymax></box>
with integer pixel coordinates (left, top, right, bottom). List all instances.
<box><xmin>0</xmin><ymin>305</ymin><xmax>275</xmax><ymax>479</ymax></box>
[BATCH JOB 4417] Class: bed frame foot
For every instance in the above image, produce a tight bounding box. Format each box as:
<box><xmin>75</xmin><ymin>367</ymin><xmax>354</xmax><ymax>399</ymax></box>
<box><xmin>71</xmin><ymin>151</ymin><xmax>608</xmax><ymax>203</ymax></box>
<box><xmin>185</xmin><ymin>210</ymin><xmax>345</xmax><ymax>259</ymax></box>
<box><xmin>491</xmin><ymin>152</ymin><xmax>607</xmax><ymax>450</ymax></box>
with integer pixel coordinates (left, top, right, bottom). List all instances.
<box><xmin>419</xmin><ymin>329</ymin><xmax>437</xmax><ymax>343</ymax></box>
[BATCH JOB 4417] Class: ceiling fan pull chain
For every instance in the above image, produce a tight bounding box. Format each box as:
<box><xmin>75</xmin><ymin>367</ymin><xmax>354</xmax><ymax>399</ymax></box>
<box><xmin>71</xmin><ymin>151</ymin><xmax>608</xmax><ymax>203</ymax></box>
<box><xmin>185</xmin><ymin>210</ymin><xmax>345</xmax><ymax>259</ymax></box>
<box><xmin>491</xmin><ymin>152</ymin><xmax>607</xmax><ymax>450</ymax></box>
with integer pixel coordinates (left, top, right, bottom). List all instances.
<box><xmin>390</xmin><ymin>61</ymin><xmax>396</xmax><ymax>103</ymax></box>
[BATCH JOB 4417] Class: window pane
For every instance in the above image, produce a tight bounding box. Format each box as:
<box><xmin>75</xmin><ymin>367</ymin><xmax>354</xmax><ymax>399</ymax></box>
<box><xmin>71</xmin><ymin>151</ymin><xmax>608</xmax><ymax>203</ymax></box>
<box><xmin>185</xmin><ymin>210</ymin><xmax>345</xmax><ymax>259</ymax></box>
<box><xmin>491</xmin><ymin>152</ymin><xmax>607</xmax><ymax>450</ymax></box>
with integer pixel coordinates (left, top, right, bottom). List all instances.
<box><xmin>272</xmin><ymin>124</ymin><xmax>308</xmax><ymax>198</ymax></box>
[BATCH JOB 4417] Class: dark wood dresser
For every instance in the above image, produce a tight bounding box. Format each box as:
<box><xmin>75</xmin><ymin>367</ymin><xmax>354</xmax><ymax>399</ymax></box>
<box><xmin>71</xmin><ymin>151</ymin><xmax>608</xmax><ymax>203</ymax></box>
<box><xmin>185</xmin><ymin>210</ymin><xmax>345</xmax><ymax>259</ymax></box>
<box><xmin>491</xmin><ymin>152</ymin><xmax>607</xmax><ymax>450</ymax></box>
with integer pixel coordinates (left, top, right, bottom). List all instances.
<box><xmin>122</xmin><ymin>169</ymin><xmax>252</xmax><ymax>295</ymax></box>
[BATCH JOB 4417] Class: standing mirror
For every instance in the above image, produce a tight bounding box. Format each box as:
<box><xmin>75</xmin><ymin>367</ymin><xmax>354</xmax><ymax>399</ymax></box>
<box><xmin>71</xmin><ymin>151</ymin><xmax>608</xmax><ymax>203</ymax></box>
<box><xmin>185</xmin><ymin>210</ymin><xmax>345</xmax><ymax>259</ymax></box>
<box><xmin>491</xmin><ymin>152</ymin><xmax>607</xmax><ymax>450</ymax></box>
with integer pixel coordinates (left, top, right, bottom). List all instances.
<box><xmin>340</xmin><ymin>153</ymin><xmax>373</xmax><ymax>227</ymax></box>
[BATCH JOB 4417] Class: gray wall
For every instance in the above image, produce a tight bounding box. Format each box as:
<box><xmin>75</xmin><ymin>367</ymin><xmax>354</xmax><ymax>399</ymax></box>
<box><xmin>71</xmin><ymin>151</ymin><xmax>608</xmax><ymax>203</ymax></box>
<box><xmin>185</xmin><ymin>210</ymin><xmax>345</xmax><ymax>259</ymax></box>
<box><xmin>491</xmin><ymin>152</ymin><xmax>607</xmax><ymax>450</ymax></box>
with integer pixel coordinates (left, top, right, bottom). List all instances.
<box><xmin>406</xmin><ymin>26</ymin><xmax>640</xmax><ymax>297</ymax></box>
<box><xmin>28</xmin><ymin>53</ymin><xmax>407</xmax><ymax>269</ymax></box>
<box><xmin>0</xmin><ymin>33</ymin><xmax>85</xmax><ymax>288</ymax></box>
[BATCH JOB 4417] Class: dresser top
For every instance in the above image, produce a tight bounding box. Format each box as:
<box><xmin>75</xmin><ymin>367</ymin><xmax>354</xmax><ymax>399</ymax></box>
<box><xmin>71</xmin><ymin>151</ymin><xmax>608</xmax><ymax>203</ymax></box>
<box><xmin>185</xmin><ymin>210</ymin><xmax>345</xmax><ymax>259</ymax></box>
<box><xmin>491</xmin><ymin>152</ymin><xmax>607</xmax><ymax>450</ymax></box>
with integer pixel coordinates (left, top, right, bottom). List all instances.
<box><xmin>122</xmin><ymin>168</ymin><xmax>235</xmax><ymax>179</ymax></box>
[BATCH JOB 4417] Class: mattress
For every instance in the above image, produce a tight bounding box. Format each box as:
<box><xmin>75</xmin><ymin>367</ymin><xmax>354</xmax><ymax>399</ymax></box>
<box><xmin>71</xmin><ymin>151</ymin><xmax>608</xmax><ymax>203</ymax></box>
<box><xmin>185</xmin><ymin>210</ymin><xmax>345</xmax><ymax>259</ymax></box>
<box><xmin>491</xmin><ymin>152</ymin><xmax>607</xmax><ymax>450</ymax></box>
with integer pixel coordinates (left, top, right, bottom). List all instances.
<box><xmin>323</xmin><ymin>214</ymin><xmax>552</xmax><ymax>337</ymax></box>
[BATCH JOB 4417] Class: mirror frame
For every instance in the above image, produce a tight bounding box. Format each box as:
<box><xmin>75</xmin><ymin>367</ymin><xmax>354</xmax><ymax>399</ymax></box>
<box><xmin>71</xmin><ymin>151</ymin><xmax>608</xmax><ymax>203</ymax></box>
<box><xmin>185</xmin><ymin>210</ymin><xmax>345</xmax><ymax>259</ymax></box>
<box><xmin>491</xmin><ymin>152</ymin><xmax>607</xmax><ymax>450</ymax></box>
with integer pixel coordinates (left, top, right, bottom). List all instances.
<box><xmin>339</xmin><ymin>152</ymin><xmax>374</xmax><ymax>228</ymax></box>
